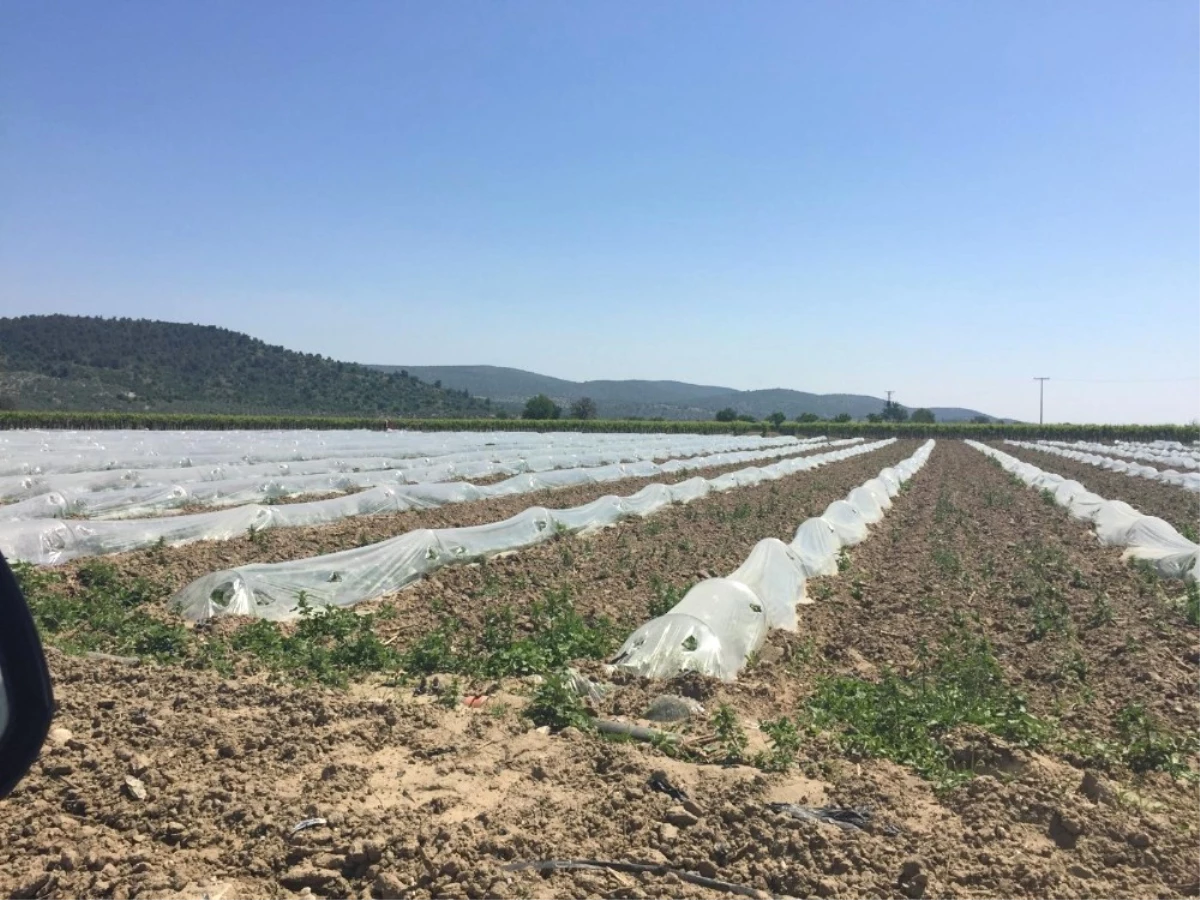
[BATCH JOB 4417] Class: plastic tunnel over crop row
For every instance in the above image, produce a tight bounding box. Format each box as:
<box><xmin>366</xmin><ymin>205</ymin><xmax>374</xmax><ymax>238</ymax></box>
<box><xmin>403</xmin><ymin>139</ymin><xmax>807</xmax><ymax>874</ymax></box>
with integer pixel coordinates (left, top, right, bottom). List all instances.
<box><xmin>612</xmin><ymin>440</ymin><xmax>936</xmax><ymax>681</ymax></box>
<box><xmin>169</xmin><ymin>439</ymin><xmax>898</xmax><ymax>621</ymax></box>
<box><xmin>1008</xmin><ymin>441</ymin><xmax>1200</xmax><ymax>492</ymax></box>
<box><xmin>968</xmin><ymin>441</ymin><xmax>1198</xmax><ymax>581</ymax></box>
<box><xmin>0</xmin><ymin>439</ymin><xmax>858</xmax><ymax>565</ymax></box>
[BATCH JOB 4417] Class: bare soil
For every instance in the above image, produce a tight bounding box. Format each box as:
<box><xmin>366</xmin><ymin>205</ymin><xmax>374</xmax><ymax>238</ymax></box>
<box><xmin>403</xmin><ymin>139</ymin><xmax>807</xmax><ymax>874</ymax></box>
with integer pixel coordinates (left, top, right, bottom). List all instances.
<box><xmin>995</xmin><ymin>442</ymin><xmax>1199</xmax><ymax>535</ymax></box>
<box><xmin>74</xmin><ymin>441</ymin><xmax>879</xmax><ymax>598</ymax></box>
<box><xmin>3</xmin><ymin>440</ymin><xmax>1196</xmax><ymax>900</ymax></box>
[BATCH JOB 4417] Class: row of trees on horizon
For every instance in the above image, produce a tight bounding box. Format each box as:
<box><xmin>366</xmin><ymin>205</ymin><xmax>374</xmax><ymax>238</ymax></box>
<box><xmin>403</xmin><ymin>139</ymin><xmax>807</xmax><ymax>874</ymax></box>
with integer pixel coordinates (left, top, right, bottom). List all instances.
<box><xmin>509</xmin><ymin>394</ymin><xmax>979</xmax><ymax>425</ymax></box>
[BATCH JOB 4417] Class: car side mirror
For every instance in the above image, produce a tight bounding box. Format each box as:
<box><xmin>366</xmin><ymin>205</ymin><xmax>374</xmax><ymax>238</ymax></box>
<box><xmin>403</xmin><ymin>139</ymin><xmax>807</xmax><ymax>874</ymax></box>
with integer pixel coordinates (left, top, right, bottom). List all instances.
<box><xmin>0</xmin><ymin>551</ymin><xmax>54</xmax><ymax>799</ymax></box>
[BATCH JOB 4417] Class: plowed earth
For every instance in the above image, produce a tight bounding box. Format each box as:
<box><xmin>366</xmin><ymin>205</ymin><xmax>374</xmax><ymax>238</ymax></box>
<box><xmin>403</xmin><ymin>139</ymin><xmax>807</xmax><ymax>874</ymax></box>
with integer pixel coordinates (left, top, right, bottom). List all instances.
<box><xmin>78</xmin><ymin>440</ymin><xmax>855</xmax><ymax>595</ymax></box>
<box><xmin>995</xmin><ymin>443</ymin><xmax>1199</xmax><ymax>535</ymax></box>
<box><xmin>2</xmin><ymin>441</ymin><xmax>1197</xmax><ymax>900</ymax></box>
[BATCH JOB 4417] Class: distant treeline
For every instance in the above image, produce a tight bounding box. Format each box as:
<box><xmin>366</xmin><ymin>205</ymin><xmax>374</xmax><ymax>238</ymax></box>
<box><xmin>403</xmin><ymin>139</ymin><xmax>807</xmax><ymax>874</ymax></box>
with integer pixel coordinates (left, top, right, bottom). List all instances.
<box><xmin>0</xmin><ymin>410</ymin><xmax>1194</xmax><ymax>441</ymax></box>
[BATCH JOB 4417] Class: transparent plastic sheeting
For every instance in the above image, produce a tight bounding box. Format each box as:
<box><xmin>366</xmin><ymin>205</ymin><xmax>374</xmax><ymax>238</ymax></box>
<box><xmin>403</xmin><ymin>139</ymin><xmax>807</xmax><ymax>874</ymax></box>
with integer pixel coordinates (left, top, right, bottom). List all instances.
<box><xmin>0</xmin><ymin>429</ymin><xmax>806</xmax><ymax>480</ymax></box>
<box><xmin>0</xmin><ymin>432</ymin><xmax>815</xmax><ymax>511</ymax></box>
<box><xmin>0</xmin><ymin>439</ymin><xmax>860</xmax><ymax>565</ymax></box>
<box><xmin>1006</xmin><ymin>442</ymin><xmax>1200</xmax><ymax>494</ymax></box>
<box><xmin>967</xmin><ymin>442</ymin><xmax>1198</xmax><ymax>582</ymax></box>
<box><xmin>169</xmin><ymin>439</ymin><xmax>897</xmax><ymax>622</ymax></box>
<box><xmin>0</xmin><ymin>436</ymin><xmax>834</xmax><ymax>522</ymax></box>
<box><xmin>611</xmin><ymin>441</ymin><xmax>935</xmax><ymax>682</ymax></box>
<box><xmin>1043</xmin><ymin>439</ymin><xmax>1200</xmax><ymax>468</ymax></box>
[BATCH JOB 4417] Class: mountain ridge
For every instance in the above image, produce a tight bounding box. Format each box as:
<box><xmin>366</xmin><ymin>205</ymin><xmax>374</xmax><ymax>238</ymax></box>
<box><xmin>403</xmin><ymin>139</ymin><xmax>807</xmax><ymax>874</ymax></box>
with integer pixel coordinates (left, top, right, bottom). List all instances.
<box><xmin>0</xmin><ymin>316</ymin><xmax>492</xmax><ymax>417</ymax></box>
<box><xmin>371</xmin><ymin>364</ymin><xmax>1004</xmax><ymax>422</ymax></box>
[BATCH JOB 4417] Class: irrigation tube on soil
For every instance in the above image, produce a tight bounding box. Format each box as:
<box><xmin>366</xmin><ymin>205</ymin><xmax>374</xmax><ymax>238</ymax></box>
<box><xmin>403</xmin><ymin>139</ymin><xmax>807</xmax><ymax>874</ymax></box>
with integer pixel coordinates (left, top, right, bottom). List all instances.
<box><xmin>967</xmin><ymin>441</ymin><xmax>1198</xmax><ymax>581</ymax></box>
<box><xmin>1007</xmin><ymin>441</ymin><xmax>1200</xmax><ymax>493</ymax></box>
<box><xmin>610</xmin><ymin>440</ymin><xmax>936</xmax><ymax>682</ymax></box>
<box><xmin>0</xmin><ymin>439</ymin><xmax>858</xmax><ymax>566</ymax></box>
<box><xmin>170</xmin><ymin>440</ymin><xmax>897</xmax><ymax>622</ymax></box>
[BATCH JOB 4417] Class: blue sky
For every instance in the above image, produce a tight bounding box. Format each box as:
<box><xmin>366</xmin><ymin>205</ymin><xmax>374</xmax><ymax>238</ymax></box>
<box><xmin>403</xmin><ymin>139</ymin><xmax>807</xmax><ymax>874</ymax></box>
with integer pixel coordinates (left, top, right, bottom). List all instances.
<box><xmin>2</xmin><ymin>1</ymin><xmax>1196</xmax><ymax>423</ymax></box>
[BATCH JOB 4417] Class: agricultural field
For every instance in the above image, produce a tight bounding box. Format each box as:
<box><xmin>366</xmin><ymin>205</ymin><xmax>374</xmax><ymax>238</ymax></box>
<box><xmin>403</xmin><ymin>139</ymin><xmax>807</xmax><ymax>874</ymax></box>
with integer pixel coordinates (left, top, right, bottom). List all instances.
<box><xmin>0</xmin><ymin>430</ymin><xmax>1197</xmax><ymax>900</ymax></box>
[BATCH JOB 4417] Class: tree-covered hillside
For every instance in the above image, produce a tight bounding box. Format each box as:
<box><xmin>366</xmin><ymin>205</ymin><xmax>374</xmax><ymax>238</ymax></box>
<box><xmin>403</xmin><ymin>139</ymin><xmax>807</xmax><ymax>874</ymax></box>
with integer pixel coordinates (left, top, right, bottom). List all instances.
<box><xmin>0</xmin><ymin>316</ymin><xmax>493</xmax><ymax>417</ymax></box>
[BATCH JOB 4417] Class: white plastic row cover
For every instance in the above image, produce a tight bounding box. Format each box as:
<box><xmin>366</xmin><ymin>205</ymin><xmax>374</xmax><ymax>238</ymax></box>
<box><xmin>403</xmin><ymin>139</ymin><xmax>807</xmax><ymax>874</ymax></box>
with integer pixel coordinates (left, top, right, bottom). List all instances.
<box><xmin>0</xmin><ymin>440</ymin><xmax>860</xmax><ymax>566</ymax></box>
<box><xmin>967</xmin><ymin>442</ymin><xmax>1197</xmax><ymax>582</ymax></box>
<box><xmin>1008</xmin><ymin>441</ymin><xmax>1200</xmax><ymax>493</ymax></box>
<box><xmin>0</xmin><ymin>432</ymin><xmax>819</xmax><ymax>508</ymax></box>
<box><xmin>611</xmin><ymin>441</ymin><xmax>936</xmax><ymax>682</ymax></box>
<box><xmin>0</xmin><ymin>435</ymin><xmax>844</xmax><ymax>523</ymax></box>
<box><xmin>0</xmin><ymin>429</ymin><xmax>811</xmax><ymax>479</ymax></box>
<box><xmin>1038</xmin><ymin>440</ymin><xmax>1200</xmax><ymax>471</ymax></box>
<box><xmin>168</xmin><ymin>440</ymin><xmax>898</xmax><ymax>622</ymax></box>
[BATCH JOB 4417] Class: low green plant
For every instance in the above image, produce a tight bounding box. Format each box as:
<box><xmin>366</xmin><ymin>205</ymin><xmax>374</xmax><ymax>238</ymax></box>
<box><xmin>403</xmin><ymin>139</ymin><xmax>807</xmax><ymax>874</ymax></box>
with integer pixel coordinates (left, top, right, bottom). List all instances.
<box><xmin>525</xmin><ymin>671</ymin><xmax>592</xmax><ymax>732</ymax></box>
<box><xmin>228</xmin><ymin>599</ymin><xmax>400</xmax><ymax>687</ymax></box>
<box><xmin>17</xmin><ymin>559</ymin><xmax>189</xmax><ymax>663</ymax></box>
<box><xmin>1184</xmin><ymin>580</ymin><xmax>1200</xmax><ymax>627</ymax></box>
<box><xmin>1106</xmin><ymin>703</ymin><xmax>1194</xmax><ymax>778</ymax></box>
<box><xmin>805</xmin><ymin>629</ymin><xmax>1047</xmax><ymax>789</ymax></box>
<box><xmin>757</xmin><ymin>716</ymin><xmax>802</xmax><ymax>771</ymax></box>
<box><xmin>836</xmin><ymin>549</ymin><xmax>851</xmax><ymax>573</ymax></box>
<box><xmin>401</xmin><ymin>588</ymin><xmax>619</xmax><ymax>680</ymax></box>
<box><xmin>436</xmin><ymin>677</ymin><xmax>461</xmax><ymax>709</ymax></box>
<box><xmin>1039</xmin><ymin>488</ymin><xmax>1058</xmax><ymax>506</ymax></box>
<box><xmin>1030</xmin><ymin>591</ymin><xmax>1073</xmax><ymax>639</ymax></box>
<box><xmin>1088</xmin><ymin>593</ymin><xmax>1115</xmax><ymax>628</ymax></box>
<box><xmin>648</xmin><ymin>577</ymin><xmax>684</xmax><ymax>618</ymax></box>
<box><xmin>712</xmin><ymin>704</ymin><xmax>748</xmax><ymax>763</ymax></box>
<box><xmin>932</xmin><ymin>548</ymin><xmax>961</xmax><ymax>576</ymax></box>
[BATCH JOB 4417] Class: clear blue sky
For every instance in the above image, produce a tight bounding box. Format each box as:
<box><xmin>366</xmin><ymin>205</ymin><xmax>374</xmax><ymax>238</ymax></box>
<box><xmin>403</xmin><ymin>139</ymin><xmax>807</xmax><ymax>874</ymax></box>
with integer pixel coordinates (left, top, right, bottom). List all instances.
<box><xmin>2</xmin><ymin>2</ymin><xmax>1197</xmax><ymax>423</ymax></box>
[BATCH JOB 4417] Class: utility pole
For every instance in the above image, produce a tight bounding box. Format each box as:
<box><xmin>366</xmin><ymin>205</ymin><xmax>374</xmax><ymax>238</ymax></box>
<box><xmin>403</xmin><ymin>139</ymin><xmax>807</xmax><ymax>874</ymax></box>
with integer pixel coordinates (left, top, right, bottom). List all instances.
<box><xmin>1034</xmin><ymin>377</ymin><xmax>1049</xmax><ymax>425</ymax></box>
<box><xmin>885</xmin><ymin>390</ymin><xmax>894</xmax><ymax>406</ymax></box>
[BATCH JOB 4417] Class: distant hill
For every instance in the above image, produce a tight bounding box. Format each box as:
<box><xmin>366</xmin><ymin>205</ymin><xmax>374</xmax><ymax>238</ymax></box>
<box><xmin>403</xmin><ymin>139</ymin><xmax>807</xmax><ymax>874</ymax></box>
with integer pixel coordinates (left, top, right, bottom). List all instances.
<box><xmin>0</xmin><ymin>316</ymin><xmax>492</xmax><ymax>417</ymax></box>
<box><xmin>372</xmin><ymin>364</ymin><xmax>1003</xmax><ymax>422</ymax></box>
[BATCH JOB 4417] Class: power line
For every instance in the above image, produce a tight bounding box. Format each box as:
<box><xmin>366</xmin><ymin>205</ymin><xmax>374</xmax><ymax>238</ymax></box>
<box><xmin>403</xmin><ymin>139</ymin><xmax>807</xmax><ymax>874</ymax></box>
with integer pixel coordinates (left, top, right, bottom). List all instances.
<box><xmin>1050</xmin><ymin>377</ymin><xmax>1199</xmax><ymax>384</ymax></box>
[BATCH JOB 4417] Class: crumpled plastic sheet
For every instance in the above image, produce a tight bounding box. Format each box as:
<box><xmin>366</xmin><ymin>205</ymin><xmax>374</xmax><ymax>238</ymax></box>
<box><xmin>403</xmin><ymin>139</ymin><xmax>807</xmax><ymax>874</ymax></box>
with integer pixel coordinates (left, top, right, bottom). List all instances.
<box><xmin>1004</xmin><ymin>440</ymin><xmax>1200</xmax><ymax>493</ymax></box>
<box><xmin>1038</xmin><ymin>439</ymin><xmax>1200</xmax><ymax>471</ymax></box>
<box><xmin>0</xmin><ymin>432</ymin><xmax>828</xmax><ymax>512</ymax></box>
<box><xmin>168</xmin><ymin>439</ymin><xmax>897</xmax><ymax>622</ymax></box>
<box><xmin>968</xmin><ymin>441</ymin><xmax>1198</xmax><ymax>582</ymax></box>
<box><xmin>0</xmin><ymin>439</ymin><xmax>864</xmax><ymax>565</ymax></box>
<box><xmin>612</xmin><ymin>441</ymin><xmax>936</xmax><ymax>681</ymax></box>
<box><xmin>0</xmin><ymin>428</ymin><xmax>822</xmax><ymax>480</ymax></box>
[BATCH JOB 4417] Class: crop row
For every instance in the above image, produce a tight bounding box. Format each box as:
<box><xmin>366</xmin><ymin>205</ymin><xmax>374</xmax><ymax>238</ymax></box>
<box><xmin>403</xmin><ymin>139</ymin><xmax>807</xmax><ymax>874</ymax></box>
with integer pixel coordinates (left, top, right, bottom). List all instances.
<box><xmin>1</xmin><ymin>409</ymin><xmax>1196</xmax><ymax>441</ymax></box>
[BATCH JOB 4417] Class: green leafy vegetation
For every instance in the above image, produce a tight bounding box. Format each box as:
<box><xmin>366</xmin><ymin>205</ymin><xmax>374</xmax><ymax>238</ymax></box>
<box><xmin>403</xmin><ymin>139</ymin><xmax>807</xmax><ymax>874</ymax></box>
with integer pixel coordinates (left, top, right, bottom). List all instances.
<box><xmin>1186</xmin><ymin>580</ymin><xmax>1200</xmax><ymax>627</ymax></box>
<box><xmin>401</xmin><ymin>588</ymin><xmax>620</xmax><ymax>680</ymax></box>
<box><xmin>522</xmin><ymin>393</ymin><xmax>562</xmax><ymax>420</ymax></box>
<box><xmin>756</xmin><ymin>716</ymin><xmax>802</xmax><ymax>771</ymax></box>
<box><xmin>1012</xmin><ymin>541</ymin><xmax>1076</xmax><ymax>639</ymax></box>
<box><xmin>712</xmin><ymin>704</ymin><xmax>749</xmax><ymax>763</ymax></box>
<box><xmin>15</xmin><ymin>561</ymin><xmax>399</xmax><ymax>686</ymax></box>
<box><xmin>0</xmin><ymin>315</ymin><xmax>491</xmax><ymax>417</ymax></box>
<box><xmin>647</xmin><ymin>577</ymin><xmax>684</xmax><ymax>618</ymax></box>
<box><xmin>805</xmin><ymin>629</ymin><xmax>1047</xmax><ymax>789</ymax></box>
<box><xmin>225</xmin><ymin>598</ymin><xmax>400</xmax><ymax>687</ymax></box>
<box><xmin>18</xmin><ymin>561</ymin><xmax>189</xmax><ymax>663</ymax></box>
<box><xmin>525</xmin><ymin>672</ymin><xmax>593</xmax><ymax>732</ymax></box>
<box><xmin>1071</xmin><ymin>703</ymin><xmax>1197</xmax><ymax>780</ymax></box>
